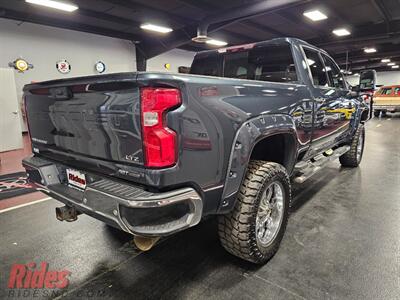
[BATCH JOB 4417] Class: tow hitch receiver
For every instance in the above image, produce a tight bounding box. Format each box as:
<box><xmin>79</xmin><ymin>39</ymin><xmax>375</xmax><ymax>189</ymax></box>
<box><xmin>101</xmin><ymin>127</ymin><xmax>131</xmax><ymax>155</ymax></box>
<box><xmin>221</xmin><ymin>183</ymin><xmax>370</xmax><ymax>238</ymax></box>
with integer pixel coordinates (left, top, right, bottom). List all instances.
<box><xmin>56</xmin><ymin>205</ymin><xmax>81</xmax><ymax>222</ymax></box>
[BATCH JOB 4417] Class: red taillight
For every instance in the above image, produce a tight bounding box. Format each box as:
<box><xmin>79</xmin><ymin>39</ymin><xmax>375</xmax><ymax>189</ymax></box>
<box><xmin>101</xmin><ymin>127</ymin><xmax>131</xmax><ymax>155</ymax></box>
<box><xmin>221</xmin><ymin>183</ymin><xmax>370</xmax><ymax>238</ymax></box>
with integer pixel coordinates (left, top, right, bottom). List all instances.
<box><xmin>140</xmin><ymin>87</ymin><xmax>181</xmax><ymax>168</ymax></box>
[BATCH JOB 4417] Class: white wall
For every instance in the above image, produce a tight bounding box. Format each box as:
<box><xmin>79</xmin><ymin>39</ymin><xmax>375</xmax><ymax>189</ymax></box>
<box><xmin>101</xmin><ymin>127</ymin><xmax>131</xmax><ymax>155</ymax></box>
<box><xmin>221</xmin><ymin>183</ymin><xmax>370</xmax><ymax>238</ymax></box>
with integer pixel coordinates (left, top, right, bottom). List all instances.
<box><xmin>0</xmin><ymin>18</ymin><xmax>197</xmax><ymax>133</ymax></box>
<box><xmin>147</xmin><ymin>49</ymin><xmax>195</xmax><ymax>73</ymax></box>
<box><xmin>0</xmin><ymin>18</ymin><xmax>136</xmax><ymax>131</ymax></box>
<box><xmin>346</xmin><ymin>71</ymin><xmax>400</xmax><ymax>86</ymax></box>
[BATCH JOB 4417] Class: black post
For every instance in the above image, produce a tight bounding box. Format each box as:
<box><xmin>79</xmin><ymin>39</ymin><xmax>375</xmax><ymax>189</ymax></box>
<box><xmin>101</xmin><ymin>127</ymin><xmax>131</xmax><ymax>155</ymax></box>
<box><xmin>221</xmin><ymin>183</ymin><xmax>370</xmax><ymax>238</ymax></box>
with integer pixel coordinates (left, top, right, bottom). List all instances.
<box><xmin>136</xmin><ymin>45</ymin><xmax>147</xmax><ymax>72</ymax></box>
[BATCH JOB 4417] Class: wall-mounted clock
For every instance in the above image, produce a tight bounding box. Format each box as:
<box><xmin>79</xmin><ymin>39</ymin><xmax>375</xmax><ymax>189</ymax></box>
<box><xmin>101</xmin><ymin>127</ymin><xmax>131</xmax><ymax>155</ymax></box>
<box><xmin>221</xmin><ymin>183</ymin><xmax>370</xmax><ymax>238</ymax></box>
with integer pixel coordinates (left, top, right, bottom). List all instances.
<box><xmin>95</xmin><ymin>61</ymin><xmax>106</xmax><ymax>73</ymax></box>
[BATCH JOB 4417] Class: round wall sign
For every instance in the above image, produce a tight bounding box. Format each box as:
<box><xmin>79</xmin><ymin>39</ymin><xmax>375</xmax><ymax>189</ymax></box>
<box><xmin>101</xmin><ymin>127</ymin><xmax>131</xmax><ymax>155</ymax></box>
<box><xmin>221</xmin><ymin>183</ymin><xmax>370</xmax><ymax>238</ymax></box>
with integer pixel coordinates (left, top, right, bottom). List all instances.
<box><xmin>95</xmin><ymin>61</ymin><xmax>106</xmax><ymax>73</ymax></box>
<box><xmin>8</xmin><ymin>58</ymin><xmax>34</xmax><ymax>73</ymax></box>
<box><xmin>56</xmin><ymin>60</ymin><xmax>71</xmax><ymax>74</ymax></box>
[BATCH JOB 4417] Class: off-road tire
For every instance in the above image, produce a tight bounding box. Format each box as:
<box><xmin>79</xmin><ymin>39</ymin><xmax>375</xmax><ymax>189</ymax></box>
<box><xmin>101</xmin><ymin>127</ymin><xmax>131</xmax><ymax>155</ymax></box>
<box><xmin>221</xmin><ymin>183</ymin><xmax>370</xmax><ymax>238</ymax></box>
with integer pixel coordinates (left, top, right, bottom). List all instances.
<box><xmin>373</xmin><ymin>110</ymin><xmax>380</xmax><ymax>117</ymax></box>
<box><xmin>339</xmin><ymin>125</ymin><xmax>365</xmax><ymax>167</ymax></box>
<box><xmin>218</xmin><ymin>161</ymin><xmax>291</xmax><ymax>264</ymax></box>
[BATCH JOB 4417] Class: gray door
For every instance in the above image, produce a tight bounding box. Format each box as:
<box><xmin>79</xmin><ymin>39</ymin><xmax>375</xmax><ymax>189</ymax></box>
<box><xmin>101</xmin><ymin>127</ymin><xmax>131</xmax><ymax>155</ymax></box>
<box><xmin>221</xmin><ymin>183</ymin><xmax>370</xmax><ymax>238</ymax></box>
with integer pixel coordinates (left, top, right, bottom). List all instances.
<box><xmin>0</xmin><ymin>68</ymin><xmax>23</xmax><ymax>152</ymax></box>
<box><xmin>302</xmin><ymin>48</ymin><xmax>351</xmax><ymax>156</ymax></box>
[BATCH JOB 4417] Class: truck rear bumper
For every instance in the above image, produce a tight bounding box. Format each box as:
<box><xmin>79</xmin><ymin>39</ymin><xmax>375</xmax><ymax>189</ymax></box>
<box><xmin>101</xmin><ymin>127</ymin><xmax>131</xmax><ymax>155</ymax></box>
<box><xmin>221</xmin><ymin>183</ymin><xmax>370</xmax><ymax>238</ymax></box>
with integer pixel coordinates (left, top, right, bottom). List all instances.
<box><xmin>22</xmin><ymin>156</ymin><xmax>203</xmax><ymax>236</ymax></box>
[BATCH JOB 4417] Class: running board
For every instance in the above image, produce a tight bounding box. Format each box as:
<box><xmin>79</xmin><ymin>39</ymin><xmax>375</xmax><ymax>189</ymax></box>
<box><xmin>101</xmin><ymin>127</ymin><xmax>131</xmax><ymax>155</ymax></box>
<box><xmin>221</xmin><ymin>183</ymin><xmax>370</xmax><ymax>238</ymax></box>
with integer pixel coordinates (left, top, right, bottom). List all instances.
<box><xmin>293</xmin><ymin>146</ymin><xmax>350</xmax><ymax>184</ymax></box>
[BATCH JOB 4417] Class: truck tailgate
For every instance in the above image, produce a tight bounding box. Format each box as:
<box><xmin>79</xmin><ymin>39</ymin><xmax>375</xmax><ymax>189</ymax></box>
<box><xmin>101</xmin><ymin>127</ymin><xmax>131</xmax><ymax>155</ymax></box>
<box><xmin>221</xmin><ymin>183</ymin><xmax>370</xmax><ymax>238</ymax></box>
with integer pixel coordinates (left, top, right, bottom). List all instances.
<box><xmin>24</xmin><ymin>73</ymin><xmax>144</xmax><ymax>166</ymax></box>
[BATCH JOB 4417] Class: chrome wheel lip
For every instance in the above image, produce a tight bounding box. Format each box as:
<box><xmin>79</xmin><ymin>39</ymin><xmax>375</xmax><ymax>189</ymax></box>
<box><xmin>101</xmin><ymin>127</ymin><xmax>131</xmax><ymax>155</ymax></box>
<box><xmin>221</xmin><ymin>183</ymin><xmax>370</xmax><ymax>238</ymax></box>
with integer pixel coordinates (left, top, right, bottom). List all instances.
<box><xmin>356</xmin><ymin>130</ymin><xmax>364</xmax><ymax>162</ymax></box>
<box><xmin>256</xmin><ymin>181</ymin><xmax>285</xmax><ymax>247</ymax></box>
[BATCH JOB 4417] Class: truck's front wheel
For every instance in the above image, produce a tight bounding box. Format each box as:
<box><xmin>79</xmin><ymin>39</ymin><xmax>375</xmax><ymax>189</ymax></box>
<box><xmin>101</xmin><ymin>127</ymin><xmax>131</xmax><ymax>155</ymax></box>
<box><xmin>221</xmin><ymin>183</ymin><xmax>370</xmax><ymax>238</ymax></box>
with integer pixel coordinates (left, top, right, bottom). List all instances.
<box><xmin>218</xmin><ymin>161</ymin><xmax>291</xmax><ymax>264</ymax></box>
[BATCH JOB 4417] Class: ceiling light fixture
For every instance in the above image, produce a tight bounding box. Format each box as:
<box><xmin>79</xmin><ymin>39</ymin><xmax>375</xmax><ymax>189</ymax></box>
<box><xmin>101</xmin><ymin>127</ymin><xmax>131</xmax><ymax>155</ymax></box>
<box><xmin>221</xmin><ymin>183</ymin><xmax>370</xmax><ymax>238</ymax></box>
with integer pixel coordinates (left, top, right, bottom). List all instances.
<box><xmin>381</xmin><ymin>59</ymin><xmax>390</xmax><ymax>63</ymax></box>
<box><xmin>25</xmin><ymin>0</ymin><xmax>78</xmax><ymax>12</ymax></box>
<box><xmin>364</xmin><ymin>48</ymin><xmax>377</xmax><ymax>53</ymax></box>
<box><xmin>140</xmin><ymin>24</ymin><xmax>173</xmax><ymax>33</ymax></box>
<box><xmin>206</xmin><ymin>39</ymin><xmax>228</xmax><ymax>46</ymax></box>
<box><xmin>388</xmin><ymin>62</ymin><xmax>395</xmax><ymax>66</ymax></box>
<box><xmin>303</xmin><ymin>10</ymin><xmax>327</xmax><ymax>21</ymax></box>
<box><xmin>332</xmin><ymin>28</ymin><xmax>350</xmax><ymax>36</ymax></box>
<box><xmin>392</xmin><ymin>65</ymin><xmax>399</xmax><ymax>69</ymax></box>
<box><xmin>354</xmin><ymin>73</ymin><xmax>360</xmax><ymax>76</ymax></box>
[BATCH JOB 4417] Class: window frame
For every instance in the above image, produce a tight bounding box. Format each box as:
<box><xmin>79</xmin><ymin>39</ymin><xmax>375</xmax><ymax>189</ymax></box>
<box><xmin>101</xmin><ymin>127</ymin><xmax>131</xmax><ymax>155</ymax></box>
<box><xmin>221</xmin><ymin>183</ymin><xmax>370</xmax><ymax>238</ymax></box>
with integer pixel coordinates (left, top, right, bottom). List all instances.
<box><xmin>300</xmin><ymin>45</ymin><xmax>330</xmax><ymax>89</ymax></box>
<box><xmin>321</xmin><ymin>53</ymin><xmax>348</xmax><ymax>91</ymax></box>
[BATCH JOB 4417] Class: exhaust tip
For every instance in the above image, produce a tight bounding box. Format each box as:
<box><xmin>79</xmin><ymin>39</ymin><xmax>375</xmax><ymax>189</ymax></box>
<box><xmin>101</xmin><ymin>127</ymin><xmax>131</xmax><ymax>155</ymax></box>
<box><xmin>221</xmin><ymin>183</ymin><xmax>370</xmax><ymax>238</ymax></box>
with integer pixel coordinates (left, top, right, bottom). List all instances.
<box><xmin>133</xmin><ymin>236</ymin><xmax>160</xmax><ymax>251</ymax></box>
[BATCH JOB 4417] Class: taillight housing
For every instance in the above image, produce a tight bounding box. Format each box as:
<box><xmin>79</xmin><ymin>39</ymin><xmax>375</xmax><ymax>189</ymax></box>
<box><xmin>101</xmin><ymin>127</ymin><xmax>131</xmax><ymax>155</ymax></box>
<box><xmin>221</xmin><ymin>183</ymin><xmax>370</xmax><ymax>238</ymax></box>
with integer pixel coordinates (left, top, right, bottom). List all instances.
<box><xmin>140</xmin><ymin>87</ymin><xmax>181</xmax><ymax>168</ymax></box>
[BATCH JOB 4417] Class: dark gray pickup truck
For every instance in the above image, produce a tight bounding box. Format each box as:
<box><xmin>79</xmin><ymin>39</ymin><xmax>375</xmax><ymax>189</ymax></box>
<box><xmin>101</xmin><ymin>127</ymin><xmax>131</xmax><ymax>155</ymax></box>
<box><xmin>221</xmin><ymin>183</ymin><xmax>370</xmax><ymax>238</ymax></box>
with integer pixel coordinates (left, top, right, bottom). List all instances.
<box><xmin>23</xmin><ymin>38</ymin><xmax>369</xmax><ymax>264</ymax></box>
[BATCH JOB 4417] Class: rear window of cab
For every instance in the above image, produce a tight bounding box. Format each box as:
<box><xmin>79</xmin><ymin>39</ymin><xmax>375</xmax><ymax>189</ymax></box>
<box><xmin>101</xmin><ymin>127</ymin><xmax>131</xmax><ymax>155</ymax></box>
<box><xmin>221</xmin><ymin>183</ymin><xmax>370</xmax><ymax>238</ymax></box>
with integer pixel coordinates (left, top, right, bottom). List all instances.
<box><xmin>377</xmin><ymin>87</ymin><xmax>393</xmax><ymax>95</ymax></box>
<box><xmin>376</xmin><ymin>87</ymin><xmax>400</xmax><ymax>96</ymax></box>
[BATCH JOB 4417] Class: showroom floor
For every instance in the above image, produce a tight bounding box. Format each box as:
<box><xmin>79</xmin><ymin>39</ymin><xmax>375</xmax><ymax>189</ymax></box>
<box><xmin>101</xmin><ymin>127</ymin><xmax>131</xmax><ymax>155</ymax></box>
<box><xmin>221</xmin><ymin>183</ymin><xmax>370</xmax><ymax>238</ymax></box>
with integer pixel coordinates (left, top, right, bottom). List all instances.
<box><xmin>0</xmin><ymin>117</ymin><xmax>399</xmax><ymax>300</ymax></box>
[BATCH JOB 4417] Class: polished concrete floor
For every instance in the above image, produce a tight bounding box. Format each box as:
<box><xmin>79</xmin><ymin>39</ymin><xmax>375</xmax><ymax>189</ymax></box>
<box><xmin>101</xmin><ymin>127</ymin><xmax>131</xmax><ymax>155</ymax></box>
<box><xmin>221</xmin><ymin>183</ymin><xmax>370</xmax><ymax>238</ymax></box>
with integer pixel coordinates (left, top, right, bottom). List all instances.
<box><xmin>0</xmin><ymin>117</ymin><xmax>399</xmax><ymax>300</ymax></box>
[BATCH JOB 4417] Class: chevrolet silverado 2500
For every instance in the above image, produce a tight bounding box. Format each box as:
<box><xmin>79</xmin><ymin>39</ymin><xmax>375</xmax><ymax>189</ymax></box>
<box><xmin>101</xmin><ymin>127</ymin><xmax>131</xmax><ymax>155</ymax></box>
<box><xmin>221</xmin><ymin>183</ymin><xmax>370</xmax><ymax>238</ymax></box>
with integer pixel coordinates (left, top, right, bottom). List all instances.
<box><xmin>23</xmin><ymin>38</ymin><xmax>369</xmax><ymax>264</ymax></box>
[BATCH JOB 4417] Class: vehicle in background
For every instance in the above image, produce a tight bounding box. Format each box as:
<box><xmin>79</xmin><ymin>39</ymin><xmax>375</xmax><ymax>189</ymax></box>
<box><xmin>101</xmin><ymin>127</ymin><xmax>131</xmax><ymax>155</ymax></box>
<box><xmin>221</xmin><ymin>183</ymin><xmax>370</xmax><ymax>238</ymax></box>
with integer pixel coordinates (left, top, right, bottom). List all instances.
<box><xmin>373</xmin><ymin>85</ymin><xmax>400</xmax><ymax>117</ymax></box>
<box><xmin>22</xmin><ymin>38</ymin><xmax>369</xmax><ymax>264</ymax></box>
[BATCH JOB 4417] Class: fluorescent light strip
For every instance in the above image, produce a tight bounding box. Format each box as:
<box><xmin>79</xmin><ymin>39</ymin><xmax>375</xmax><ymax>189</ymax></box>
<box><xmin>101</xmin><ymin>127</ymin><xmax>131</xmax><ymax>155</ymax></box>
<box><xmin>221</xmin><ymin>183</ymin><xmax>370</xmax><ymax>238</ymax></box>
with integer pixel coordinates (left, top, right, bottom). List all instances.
<box><xmin>388</xmin><ymin>62</ymin><xmax>395</xmax><ymax>66</ymax></box>
<box><xmin>206</xmin><ymin>39</ymin><xmax>228</xmax><ymax>46</ymax></box>
<box><xmin>364</xmin><ymin>48</ymin><xmax>377</xmax><ymax>53</ymax></box>
<box><xmin>392</xmin><ymin>65</ymin><xmax>399</xmax><ymax>69</ymax></box>
<box><xmin>381</xmin><ymin>59</ymin><xmax>390</xmax><ymax>63</ymax></box>
<box><xmin>333</xmin><ymin>28</ymin><xmax>350</xmax><ymax>36</ymax></box>
<box><xmin>26</xmin><ymin>0</ymin><xmax>78</xmax><ymax>12</ymax></box>
<box><xmin>140</xmin><ymin>24</ymin><xmax>173</xmax><ymax>33</ymax></box>
<box><xmin>303</xmin><ymin>10</ymin><xmax>327</xmax><ymax>21</ymax></box>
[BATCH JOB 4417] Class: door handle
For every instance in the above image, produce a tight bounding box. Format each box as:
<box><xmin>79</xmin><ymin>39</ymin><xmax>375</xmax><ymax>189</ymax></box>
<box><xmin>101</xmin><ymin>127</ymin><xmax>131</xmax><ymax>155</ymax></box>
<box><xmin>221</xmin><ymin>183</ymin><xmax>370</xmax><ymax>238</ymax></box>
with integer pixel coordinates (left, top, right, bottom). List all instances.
<box><xmin>12</xmin><ymin>111</ymin><xmax>18</xmax><ymax>115</ymax></box>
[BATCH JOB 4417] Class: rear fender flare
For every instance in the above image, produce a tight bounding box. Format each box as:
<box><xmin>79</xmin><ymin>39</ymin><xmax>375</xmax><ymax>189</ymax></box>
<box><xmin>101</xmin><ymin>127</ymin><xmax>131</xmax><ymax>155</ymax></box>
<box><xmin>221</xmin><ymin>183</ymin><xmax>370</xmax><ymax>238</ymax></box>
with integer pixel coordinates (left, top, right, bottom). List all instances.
<box><xmin>218</xmin><ymin>114</ymin><xmax>298</xmax><ymax>213</ymax></box>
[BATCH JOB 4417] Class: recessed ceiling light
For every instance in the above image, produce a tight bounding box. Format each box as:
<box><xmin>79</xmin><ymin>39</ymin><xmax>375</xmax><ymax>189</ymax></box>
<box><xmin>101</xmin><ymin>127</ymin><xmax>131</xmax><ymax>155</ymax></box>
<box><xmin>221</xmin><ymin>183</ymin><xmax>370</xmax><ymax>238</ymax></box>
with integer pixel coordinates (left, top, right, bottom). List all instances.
<box><xmin>381</xmin><ymin>59</ymin><xmax>391</xmax><ymax>63</ymax></box>
<box><xmin>364</xmin><ymin>48</ymin><xmax>377</xmax><ymax>53</ymax></box>
<box><xmin>392</xmin><ymin>65</ymin><xmax>399</xmax><ymax>69</ymax></box>
<box><xmin>25</xmin><ymin>0</ymin><xmax>78</xmax><ymax>12</ymax></box>
<box><xmin>140</xmin><ymin>24</ymin><xmax>173</xmax><ymax>33</ymax></box>
<box><xmin>206</xmin><ymin>39</ymin><xmax>228</xmax><ymax>46</ymax></box>
<box><xmin>333</xmin><ymin>28</ymin><xmax>350</xmax><ymax>36</ymax></box>
<box><xmin>388</xmin><ymin>62</ymin><xmax>395</xmax><ymax>66</ymax></box>
<box><xmin>303</xmin><ymin>10</ymin><xmax>328</xmax><ymax>21</ymax></box>
<box><xmin>354</xmin><ymin>73</ymin><xmax>360</xmax><ymax>76</ymax></box>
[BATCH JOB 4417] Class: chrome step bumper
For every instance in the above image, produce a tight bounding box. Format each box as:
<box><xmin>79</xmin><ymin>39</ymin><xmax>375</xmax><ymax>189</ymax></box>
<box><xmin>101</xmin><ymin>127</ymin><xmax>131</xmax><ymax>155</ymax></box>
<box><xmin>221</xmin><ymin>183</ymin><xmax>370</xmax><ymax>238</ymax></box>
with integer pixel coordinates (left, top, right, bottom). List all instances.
<box><xmin>22</xmin><ymin>156</ymin><xmax>202</xmax><ymax>236</ymax></box>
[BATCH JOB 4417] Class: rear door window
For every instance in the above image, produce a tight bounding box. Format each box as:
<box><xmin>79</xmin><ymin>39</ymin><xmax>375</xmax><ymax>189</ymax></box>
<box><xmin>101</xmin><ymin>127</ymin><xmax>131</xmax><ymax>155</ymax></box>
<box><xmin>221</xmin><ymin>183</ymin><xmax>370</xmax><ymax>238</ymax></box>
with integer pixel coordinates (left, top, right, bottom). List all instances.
<box><xmin>303</xmin><ymin>48</ymin><xmax>329</xmax><ymax>87</ymax></box>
